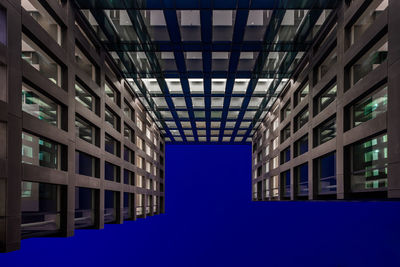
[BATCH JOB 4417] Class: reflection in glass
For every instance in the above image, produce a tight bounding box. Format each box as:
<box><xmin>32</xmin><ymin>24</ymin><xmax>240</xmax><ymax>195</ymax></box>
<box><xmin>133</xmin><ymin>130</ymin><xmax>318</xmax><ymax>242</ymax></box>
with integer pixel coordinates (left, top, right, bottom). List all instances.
<box><xmin>75</xmin><ymin>45</ymin><xmax>98</xmax><ymax>83</ymax></box>
<box><xmin>316</xmin><ymin>83</ymin><xmax>337</xmax><ymax>114</ymax></box>
<box><xmin>104</xmin><ymin>190</ymin><xmax>116</xmax><ymax>223</ymax></box>
<box><xmin>318</xmin><ymin>152</ymin><xmax>336</xmax><ymax>194</ymax></box>
<box><xmin>177</xmin><ymin>10</ymin><xmax>201</xmax><ymax>41</ymax></box>
<box><xmin>243</xmin><ymin>10</ymin><xmax>272</xmax><ymax>41</ymax></box>
<box><xmin>315</xmin><ymin>116</ymin><xmax>336</xmax><ymax>146</ymax></box>
<box><xmin>295</xmin><ymin>163</ymin><xmax>308</xmax><ymax>196</ymax></box>
<box><xmin>75</xmin><ymin>116</ymin><xmax>95</xmax><ymax>145</ymax></box>
<box><xmin>75</xmin><ymin>80</ymin><xmax>96</xmax><ymax>112</ymax></box>
<box><xmin>352</xmin><ymin>85</ymin><xmax>387</xmax><ymax>127</ymax></box>
<box><xmin>75</xmin><ymin>187</ymin><xmax>94</xmax><ymax>228</ymax></box>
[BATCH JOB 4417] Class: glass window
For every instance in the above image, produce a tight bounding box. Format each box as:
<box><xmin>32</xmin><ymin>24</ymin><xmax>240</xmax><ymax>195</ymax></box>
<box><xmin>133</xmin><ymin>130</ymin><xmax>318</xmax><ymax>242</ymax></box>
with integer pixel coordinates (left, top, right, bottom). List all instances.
<box><xmin>272</xmin><ymin>175</ymin><xmax>279</xmax><ymax>198</ymax></box>
<box><xmin>75</xmin><ymin>44</ymin><xmax>98</xmax><ymax>84</ymax></box>
<box><xmin>22</xmin><ymin>131</ymin><xmax>66</xmax><ymax>170</ymax></box>
<box><xmin>104</xmin><ymin>190</ymin><xmax>116</xmax><ymax>223</ymax></box>
<box><xmin>281</xmin><ymin>170</ymin><xmax>290</xmax><ymax>198</ymax></box>
<box><xmin>264</xmin><ymin>161</ymin><xmax>269</xmax><ymax>173</ymax></box>
<box><xmin>124</xmin><ymin>169</ymin><xmax>135</xmax><ymax>185</ymax></box>
<box><xmin>350</xmin><ymin>84</ymin><xmax>387</xmax><ymax>128</ymax></box>
<box><xmin>105</xmin><ymin>106</ymin><xmax>120</xmax><ymax>132</ymax></box>
<box><xmin>105</xmin><ymin>161</ymin><xmax>120</xmax><ymax>182</ymax></box>
<box><xmin>280</xmin><ymin>146</ymin><xmax>290</xmax><ymax>164</ymax></box>
<box><xmin>136</xmin><ymin>116</ymin><xmax>143</xmax><ymax>131</ymax></box>
<box><xmin>22</xmin><ymin>33</ymin><xmax>62</xmax><ymax>87</ymax></box>
<box><xmin>123</xmin><ymin>100</ymin><xmax>135</xmax><ymax>121</ymax></box>
<box><xmin>75</xmin><ymin>80</ymin><xmax>98</xmax><ymax>114</ymax></box>
<box><xmin>294</xmin><ymin>83</ymin><xmax>309</xmax><ymax>107</ymax></box>
<box><xmin>105</xmin><ymin>134</ymin><xmax>120</xmax><ymax>157</ymax></box>
<box><xmin>314</xmin><ymin>116</ymin><xmax>336</xmax><ymax>147</ymax></box>
<box><xmin>350</xmin><ymin>133</ymin><xmax>387</xmax><ymax>191</ymax></box>
<box><xmin>315</xmin><ymin>46</ymin><xmax>337</xmax><ymax>83</ymax></box>
<box><xmin>136</xmin><ymin>155</ymin><xmax>144</xmax><ymax>169</ymax></box>
<box><xmin>21</xmin><ymin>0</ymin><xmax>62</xmax><ymax>45</ymax></box>
<box><xmin>281</xmin><ymin>101</ymin><xmax>291</xmax><ymax>122</ymax></box>
<box><xmin>212</xmin><ymin>10</ymin><xmax>236</xmax><ymax>41</ymax></box>
<box><xmin>124</xmin><ymin>192</ymin><xmax>133</xmax><ymax>220</ymax></box>
<box><xmin>348</xmin><ymin>34</ymin><xmax>388</xmax><ymax>89</ymax></box>
<box><xmin>75</xmin><ymin>151</ymin><xmax>99</xmax><ymax>178</ymax></box>
<box><xmin>74</xmin><ymin>187</ymin><xmax>95</xmax><ymax>229</ymax></box>
<box><xmin>294</xmin><ymin>134</ymin><xmax>308</xmax><ymax>157</ymax></box>
<box><xmin>294</xmin><ymin>107</ymin><xmax>309</xmax><ymax>132</ymax></box>
<box><xmin>136</xmin><ymin>136</ymin><xmax>143</xmax><ymax>150</ymax></box>
<box><xmin>124</xmin><ymin>146</ymin><xmax>134</xmax><ymax>164</ymax></box>
<box><xmin>317</xmin><ymin>152</ymin><xmax>336</xmax><ymax>194</ymax></box>
<box><xmin>243</xmin><ymin>10</ymin><xmax>272</xmax><ymax>41</ymax></box>
<box><xmin>347</xmin><ymin>0</ymin><xmax>388</xmax><ymax>47</ymax></box>
<box><xmin>21</xmin><ymin>181</ymin><xmax>60</xmax><ymax>237</ymax></box>
<box><xmin>22</xmin><ymin>83</ymin><xmax>60</xmax><ymax>127</ymax></box>
<box><xmin>295</xmin><ymin>163</ymin><xmax>309</xmax><ymax>196</ymax></box>
<box><xmin>265</xmin><ymin>145</ymin><xmax>270</xmax><ymax>157</ymax></box>
<box><xmin>105</xmin><ymin>80</ymin><xmax>120</xmax><ymax>106</ymax></box>
<box><xmin>272</xmin><ymin>119</ymin><xmax>279</xmax><ymax>131</ymax></box>
<box><xmin>75</xmin><ymin>115</ymin><xmax>98</xmax><ymax>146</ymax></box>
<box><xmin>280</xmin><ymin>124</ymin><xmax>290</xmax><ymax>143</ymax></box>
<box><xmin>315</xmin><ymin>83</ymin><xmax>337</xmax><ymax>115</ymax></box>
<box><xmin>124</xmin><ymin>124</ymin><xmax>135</xmax><ymax>143</ymax></box>
<box><xmin>272</xmin><ymin>137</ymin><xmax>279</xmax><ymax>150</ymax></box>
<box><xmin>272</xmin><ymin>156</ymin><xmax>279</xmax><ymax>169</ymax></box>
<box><xmin>0</xmin><ymin>7</ymin><xmax>6</xmax><ymax>45</ymax></box>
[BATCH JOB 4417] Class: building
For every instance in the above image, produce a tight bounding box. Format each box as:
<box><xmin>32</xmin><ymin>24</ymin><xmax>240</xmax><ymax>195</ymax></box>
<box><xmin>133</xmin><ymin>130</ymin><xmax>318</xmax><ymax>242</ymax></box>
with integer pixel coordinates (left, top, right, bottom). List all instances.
<box><xmin>0</xmin><ymin>0</ymin><xmax>398</xmax><ymax>253</ymax></box>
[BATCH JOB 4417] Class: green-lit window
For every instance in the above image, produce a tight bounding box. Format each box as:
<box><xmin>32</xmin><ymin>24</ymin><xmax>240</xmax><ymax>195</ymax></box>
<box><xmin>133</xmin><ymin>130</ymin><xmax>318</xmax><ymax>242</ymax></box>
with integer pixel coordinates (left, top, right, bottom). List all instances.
<box><xmin>22</xmin><ymin>83</ymin><xmax>61</xmax><ymax>127</ymax></box>
<box><xmin>350</xmin><ymin>133</ymin><xmax>388</xmax><ymax>191</ymax></box>
<box><xmin>351</xmin><ymin>84</ymin><xmax>387</xmax><ymax>128</ymax></box>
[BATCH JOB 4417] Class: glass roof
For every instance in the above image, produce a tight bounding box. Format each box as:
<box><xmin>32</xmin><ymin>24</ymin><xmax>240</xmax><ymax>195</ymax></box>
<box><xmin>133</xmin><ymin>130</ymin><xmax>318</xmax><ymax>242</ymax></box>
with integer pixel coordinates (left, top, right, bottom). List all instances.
<box><xmin>74</xmin><ymin>0</ymin><xmax>338</xmax><ymax>143</ymax></box>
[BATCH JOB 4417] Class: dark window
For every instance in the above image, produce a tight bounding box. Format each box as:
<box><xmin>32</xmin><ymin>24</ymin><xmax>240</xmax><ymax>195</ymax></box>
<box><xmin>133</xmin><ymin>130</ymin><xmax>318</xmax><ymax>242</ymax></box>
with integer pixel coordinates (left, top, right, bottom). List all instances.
<box><xmin>75</xmin><ymin>80</ymin><xmax>99</xmax><ymax>115</ymax></box>
<box><xmin>280</xmin><ymin>146</ymin><xmax>290</xmax><ymax>164</ymax></box>
<box><xmin>124</xmin><ymin>169</ymin><xmax>135</xmax><ymax>185</ymax></box>
<box><xmin>257</xmin><ymin>166</ymin><xmax>262</xmax><ymax>177</ymax></box>
<box><xmin>123</xmin><ymin>192</ymin><xmax>133</xmax><ymax>219</ymax></box>
<box><xmin>314</xmin><ymin>116</ymin><xmax>336</xmax><ymax>147</ymax></box>
<box><xmin>350</xmin><ymin>133</ymin><xmax>387</xmax><ymax>192</ymax></box>
<box><xmin>314</xmin><ymin>46</ymin><xmax>337</xmax><ymax>84</ymax></box>
<box><xmin>281</xmin><ymin>170</ymin><xmax>291</xmax><ymax>198</ymax></box>
<box><xmin>75</xmin><ymin>151</ymin><xmax>99</xmax><ymax>178</ymax></box>
<box><xmin>280</xmin><ymin>123</ymin><xmax>291</xmax><ymax>143</ymax></box>
<box><xmin>294</xmin><ymin>134</ymin><xmax>308</xmax><ymax>157</ymax></box>
<box><xmin>104</xmin><ymin>190</ymin><xmax>116</xmax><ymax>223</ymax></box>
<box><xmin>294</xmin><ymin>107</ymin><xmax>309</xmax><ymax>132</ymax></box>
<box><xmin>295</xmin><ymin>163</ymin><xmax>308</xmax><ymax>196</ymax></box>
<box><xmin>123</xmin><ymin>100</ymin><xmax>135</xmax><ymax>121</ymax></box>
<box><xmin>75</xmin><ymin>187</ymin><xmax>94</xmax><ymax>229</ymax></box>
<box><xmin>105</xmin><ymin>80</ymin><xmax>120</xmax><ymax>107</ymax></box>
<box><xmin>21</xmin><ymin>181</ymin><xmax>61</xmax><ymax>237</ymax></box>
<box><xmin>105</xmin><ymin>133</ymin><xmax>120</xmax><ymax>157</ymax></box>
<box><xmin>294</xmin><ymin>83</ymin><xmax>309</xmax><ymax>107</ymax></box>
<box><xmin>75</xmin><ymin>115</ymin><xmax>99</xmax><ymax>146</ymax></box>
<box><xmin>123</xmin><ymin>146</ymin><xmax>134</xmax><ymax>164</ymax></box>
<box><xmin>0</xmin><ymin>7</ymin><xmax>6</xmax><ymax>45</ymax></box>
<box><xmin>124</xmin><ymin>124</ymin><xmax>135</xmax><ymax>143</ymax></box>
<box><xmin>105</xmin><ymin>161</ymin><xmax>120</xmax><ymax>182</ymax></box>
<box><xmin>316</xmin><ymin>152</ymin><xmax>336</xmax><ymax>194</ymax></box>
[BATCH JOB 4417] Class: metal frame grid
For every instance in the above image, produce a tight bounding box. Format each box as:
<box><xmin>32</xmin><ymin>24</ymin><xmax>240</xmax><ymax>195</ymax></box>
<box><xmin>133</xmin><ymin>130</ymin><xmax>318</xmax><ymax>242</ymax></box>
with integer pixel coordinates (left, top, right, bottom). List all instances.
<box><xmin>73</xmin><ymin>0</ymin><xmax>338</xmax><ymax>143</ymax></box>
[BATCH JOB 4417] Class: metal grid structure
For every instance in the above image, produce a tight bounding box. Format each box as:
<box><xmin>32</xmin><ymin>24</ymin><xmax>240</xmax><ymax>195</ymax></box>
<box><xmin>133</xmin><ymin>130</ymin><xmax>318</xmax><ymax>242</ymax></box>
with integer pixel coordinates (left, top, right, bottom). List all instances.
<box><xmin>73</xmin><ymin>0</ymin><xmax>338</xmax><ymax>143</ymax></box>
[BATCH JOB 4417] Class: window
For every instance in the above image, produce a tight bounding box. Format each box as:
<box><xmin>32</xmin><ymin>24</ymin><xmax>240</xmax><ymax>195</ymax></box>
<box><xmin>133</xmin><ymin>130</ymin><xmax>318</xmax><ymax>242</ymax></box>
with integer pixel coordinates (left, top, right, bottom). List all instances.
<box><xmin>137</xmin><ymin>116</ymin><xmax>143</xmax><ymax>131</ymax></box>
<box><xmin>124</xmin><ymin>192</ymin><xmax>133</xmax><ymax>219</ymax></box>
<box><xmin>124</xmin><ymin>124</ymin><xmax>135</xmax><ymax>143</ymax></box>
<box><xmin>146</xmin><ymin>144</ymin><xmax>152</xmax><ymax>157</ymax></box>
<box><xmin>104</xmin><ymin>190</ymin><xmax>116</xmax><ymax>223</ymax></box>
<box><xmin>346</xmin><ymin>0</ymin><xmax>388</xmax><ymax>47</ymax></box>
<box><xmin>347</xmin><ymin>34</ymin><xmax>388</xmax><ymax>89</ymax></box>
<box><xmin>75</xmin><ymin>115</ymin><xmax>98</xmax><ymax>146</ymax></box>
<box><xmin>264</xmin><ymin>161</ymin><xmax>269</xmax><ymax>173</ymax></box>
<box><xmin>22</xmin><ymin>33</ymin><xmax>62</xmax><ymax>87</ymax></box>
<box><xmin>123</xmin><ymin>100</ymin><xmax>135</xmax><ymax>121</ymax></box>
<box><xmin>349</xmin><ymin>84</ymin><xmax>387</xmax><ymax>129</ymax></box>
<box><xmin>136</xmin><ymin>193</ymin><xmax>143</xmax><ymax>216</ymax></box>
<box><xmin>264</xmin><ymin>178</ymin><xmax>270</xmax><ymax>198</ymax></box>
<box><xmin>136</xmin><ymin>175</ymin><xmax>143</xmax><ymax>188</ymax></box>
<box><xmin>105</xmin><ymin>106</ymin><xmax>120</xmax><ymax>132</ymax></box>
<box><xmin>272</xmin><ymin>175</ymin><xmax>279</xmax><ymax>198</ymax></box>
<box><xmin>21</xmin><ymin>181</ymin><xmax>60</xmax><ymax>237</ymax></box>
<box><xmin>314</xmin><ymin>83</ymin><xmax>337</xmax><ymax>115</ymax></box>
<box><xmin>280</xmin><ymin>124</ymin><xmax>291</xmax><ymax>143</ymax></box>
<box><xmin>21</xmin><ymin>0</ymin><xmax>62</xmax><ymax>45</ymax></box>
<box><xmin>314</xmin><ymin>116</ymin><xmax>336</xmax><ymax>147</ymax></box>
<box><xmin>294</xmin><ymin>107</ymin><xmax>309</xmax><ymax>132</ymax></box>
<box><xmin>124</xmin><ymin>169</ymin><xmax>135</xmax><ymax>185</ymax></box>
<box><xmin>295</xmin><ymin>163</ymin><xmax>308</xmax><ymax>196</ymax></box>
<box><xmin>22</xmin><ymin>132</ymin><xmax>66</xmax><ymax>170</ymax></box>
<box><xmin>281</xmin><ymin>170</ymin><xmax>290</xmax><ymax>198</ymax></box>
<box><xmin>104</xmin><ymin>161</ymin><xmax>120</xmax><ymax>182</ymax></box>
<box><xmin>105</xmin><ymin>134</ymin><xmax>120</xmax><ymax>157</ymax></box>
<box><xmin>265</xmin><ymin>145</ymin><xmax>270</xmax><ymax>157</ymax></box>
<box><xmin>294</xmin><ymin>134</ymin><xmax>308</xmax><ymax>157</ymax></box>
<box><xmin>105</xmin><ymin>80</ymin><xmax>120</xmax><ymax>106</ymax></box>
<box><xmin>136</xmin><ymin>136</ymin><xmax>143</xmax><ymax>150</ymax></box>
<box><xmin>316</xmin><ymin>152</ymin><xmax>336</xmax><ymax>194</ymax></box>
<box><xmin>350</xmin><ymin>133</ymin><xmax>387</xmax><ymax>192</ymax></box>
<box><xmin>75</xmin><ymin>151</ymin><xmax>99</xmax><ymax>178</ymax></box>
<box><xmin>0</xmin><ymin>7</ymin><xmax>6</xmax><ymax>45</ymax></box>
<box><xmin>22</xmin><ymin>83</ymin><xmax>62</xmax><ymax>128</ymax></box>
<box><xmin>124</xmin><ymin>146</ymin><xmax>135</xmax><ymax>164</ymax></box>
<box><xmin>146</xmin><ymin>127</ymin><xmax>152</xmax><ymax>141</ymax></box>
<box><xmin>75</xmin><ymin>80</ymin><xmax>98</xmax><ymax>114</ymax></box>
<box><xmin>294</xmin><ymin>83</ymin><xmax>309</xmax><ymax>107</ymax></box>
<box><xmin>75</xmin><ymin>187</ymin><xmax>95</xmax><ymax>228</ymax></box>
<box><xmin>272</xmin><ymin>119</ymin><xmax>279</xmax><ymax>131</ymax></box>
<box><xmin>315</xmin><ymin>46</ymin><xmax>337</xmax><ymax>83</ymax></box>
<box><xmin>281</xmin><ymin>101</ymin><xmax>291</xmax><ymax>122</ymax></box>
<box><xmin>280</xmin><ymin>146</ymin><xmax>290</xmax><ymax>164</ymax></box>
<box><xmin>75</xmin><ymin>44</ymin><xmax>98</xmax><ymax>83</ymax></box>
<box><xmin>257</xmin><ymin>166</ymin><xmax>262</xmax><ymax>177</ymax></box>
<box><xmin>272</xmin><ymin>156</ymin><xmax>279</xmax><ymax>169</ymax></box>
<box><xmin>136</xmin><ymin>156</ymin><xmax>144</xmax><ymax>169</ymax></box>
<box><xmin>272</xmin><ymin>137</ymin><xmax>279</xmax><ymax>150</ymax></box>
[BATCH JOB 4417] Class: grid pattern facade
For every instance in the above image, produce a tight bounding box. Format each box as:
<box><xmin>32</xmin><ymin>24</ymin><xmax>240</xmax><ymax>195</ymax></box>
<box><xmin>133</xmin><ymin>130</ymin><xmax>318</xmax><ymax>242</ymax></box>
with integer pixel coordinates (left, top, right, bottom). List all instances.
<box><xmin>252</xmin><ymin>0</ymin><xmax>400</xmax><ymax>201</ymax></box>
<box><xmin>0</xmin><ymin>0</ymin><xmax>165</xmax><ymax>252</ymax></box>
